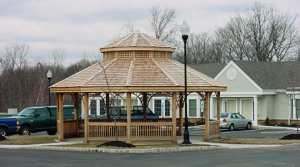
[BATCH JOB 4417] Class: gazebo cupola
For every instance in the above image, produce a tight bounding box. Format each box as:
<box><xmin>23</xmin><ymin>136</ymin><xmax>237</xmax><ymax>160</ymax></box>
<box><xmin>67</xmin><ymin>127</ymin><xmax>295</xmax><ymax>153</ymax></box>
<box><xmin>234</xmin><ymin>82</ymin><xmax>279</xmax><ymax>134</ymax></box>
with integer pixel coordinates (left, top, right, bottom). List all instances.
<box><xmin>50</xmin><ymin>32</ymin><xmax>226</xmax><ymax>143</ymax></box>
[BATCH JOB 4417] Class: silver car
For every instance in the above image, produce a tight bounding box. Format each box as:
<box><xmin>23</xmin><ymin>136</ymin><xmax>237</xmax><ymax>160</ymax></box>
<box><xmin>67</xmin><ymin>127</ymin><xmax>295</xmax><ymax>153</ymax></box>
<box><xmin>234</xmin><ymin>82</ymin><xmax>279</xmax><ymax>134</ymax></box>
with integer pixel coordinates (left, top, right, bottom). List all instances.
<box><xmin>220</xmin><ymin>112</ymin><xmax>252</xmax><ymax>131</ymax></box>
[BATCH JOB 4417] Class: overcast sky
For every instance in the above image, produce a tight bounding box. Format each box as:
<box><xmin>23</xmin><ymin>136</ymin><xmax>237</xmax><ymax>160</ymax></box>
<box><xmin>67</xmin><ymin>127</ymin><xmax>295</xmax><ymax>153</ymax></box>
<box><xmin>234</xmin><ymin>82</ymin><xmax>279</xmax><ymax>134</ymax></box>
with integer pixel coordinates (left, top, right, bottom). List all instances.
<box><xmin>0</xmin><ymin>0</ymin><xmax>299</xmax><ymax>65</ymax></box>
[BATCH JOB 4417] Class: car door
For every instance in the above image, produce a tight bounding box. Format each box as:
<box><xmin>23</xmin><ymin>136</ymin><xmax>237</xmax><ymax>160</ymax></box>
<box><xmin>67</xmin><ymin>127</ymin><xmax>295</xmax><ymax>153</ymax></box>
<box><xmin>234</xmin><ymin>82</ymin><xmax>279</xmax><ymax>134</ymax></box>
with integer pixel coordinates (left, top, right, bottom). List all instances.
<box><xmin>33</xmin><ymin>108</ymin><xmax>50</xmax><ymax>131</ymax></box>
<box><xmin>230</xmin><ymin>113</ymin><xmax>239</xmax><ymax>128</ymax></box>
<box><xmin>236</xmin><ymin>113</ymin><xmax>247</xmax><ymax>128</ymax></box>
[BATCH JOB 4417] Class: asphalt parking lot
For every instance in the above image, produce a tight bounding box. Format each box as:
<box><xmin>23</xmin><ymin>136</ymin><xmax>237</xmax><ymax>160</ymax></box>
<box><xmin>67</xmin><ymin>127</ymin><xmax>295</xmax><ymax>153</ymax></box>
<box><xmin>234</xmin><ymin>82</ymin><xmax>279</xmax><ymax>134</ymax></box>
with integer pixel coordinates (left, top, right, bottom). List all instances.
<box><xmin>189</xmin><ymin>126</ymin><xmax>298</xmax><ymax>139</ymax></box>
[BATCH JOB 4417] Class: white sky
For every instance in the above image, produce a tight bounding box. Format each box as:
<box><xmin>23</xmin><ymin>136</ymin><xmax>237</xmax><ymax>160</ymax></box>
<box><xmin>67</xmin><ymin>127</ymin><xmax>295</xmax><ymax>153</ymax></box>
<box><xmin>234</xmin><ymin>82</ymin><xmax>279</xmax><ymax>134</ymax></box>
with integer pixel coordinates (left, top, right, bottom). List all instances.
<box><xmin>0</xmin><ymin>0</ymin><xmax>299</xmax><ymax>65</ymax></box>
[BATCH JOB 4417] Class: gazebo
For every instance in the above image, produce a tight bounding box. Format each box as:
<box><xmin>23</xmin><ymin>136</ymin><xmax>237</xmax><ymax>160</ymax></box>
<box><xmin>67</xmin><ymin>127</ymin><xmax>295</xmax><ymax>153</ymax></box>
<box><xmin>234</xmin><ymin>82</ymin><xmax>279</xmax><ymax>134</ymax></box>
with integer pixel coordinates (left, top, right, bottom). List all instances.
<box><xmin>50</xmin><ymin>32</ymin><xmax>226</xmax><ymax>143</ymax></box>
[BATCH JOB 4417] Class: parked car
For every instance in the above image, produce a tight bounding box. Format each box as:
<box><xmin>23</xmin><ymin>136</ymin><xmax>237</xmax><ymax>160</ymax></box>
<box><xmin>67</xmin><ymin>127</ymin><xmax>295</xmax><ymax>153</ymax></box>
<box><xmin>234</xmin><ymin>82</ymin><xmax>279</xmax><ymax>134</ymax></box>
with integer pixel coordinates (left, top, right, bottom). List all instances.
<box><xmin>0</xmin><ymin>117</ymin><xmax>17</xmax><ymax>136</ymax></box>
<box><xmin>220</xmin><ymin>112</ymin><xmax>252</xmax><ymax>131</ymax></box>
<box><xmin>93</xmin><ymin>106</ymin><xmax>159</xmax><ymax>120</ymax></box>
<box><xmin>14</xmin><ymin>105</ymin><xmax>75</xmax><ymax>135</ymax></box>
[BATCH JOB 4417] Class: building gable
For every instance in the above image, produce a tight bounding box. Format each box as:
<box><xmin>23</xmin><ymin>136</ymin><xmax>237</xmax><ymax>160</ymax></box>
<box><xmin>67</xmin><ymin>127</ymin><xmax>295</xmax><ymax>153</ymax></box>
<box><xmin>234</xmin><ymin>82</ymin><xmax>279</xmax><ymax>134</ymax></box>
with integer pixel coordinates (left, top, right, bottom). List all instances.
<box><xmin>215</xmin><ymin>61</ymin><xmax>263</xmax><ymax>93</ymax></box>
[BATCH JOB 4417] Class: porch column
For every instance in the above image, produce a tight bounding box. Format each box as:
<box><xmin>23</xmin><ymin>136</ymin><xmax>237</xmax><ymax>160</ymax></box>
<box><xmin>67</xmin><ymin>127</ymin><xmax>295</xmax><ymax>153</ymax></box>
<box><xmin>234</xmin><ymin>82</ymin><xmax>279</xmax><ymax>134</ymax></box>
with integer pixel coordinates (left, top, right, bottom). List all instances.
<box><xmin>178</xmin><ymin>93</ymin><xmax>183</xmax><ymax>136</ymax></box>
<box><xmin>56</xmin><ymin>93</ymin><xmax>64</xmax><ymax>141</ymax></box>
<box><xmin>83</xmin><ymin>93</ymin><xmax>89</xmax><ymax>143</ymax></box>
<box><xmin>204</xmin><ymin>92</ymin><xmax>211</xmax><ymax>141</ymax></box>
<box><xmin>253</xmin><ymin>96</ymin><xmax>258</xmax><ymax>126</ymax></box>
<box><xmin>216</xmin><ymin>92</ymin><xmax>221</xmax><ymax>136</ymax></box>
<box><xmin>172</xmin><ymin>93</ymin><xmax>178</xmax><ymax>142</ymax></box>
<box><xmin>72</xmin><ymin>93</ymin><xmax>79</xmax><ymax>136</ymax></box>
<box><xmin>126</xmin><ymin>92</ymin><xmax>132</xmax><ymax>143</ymax></box>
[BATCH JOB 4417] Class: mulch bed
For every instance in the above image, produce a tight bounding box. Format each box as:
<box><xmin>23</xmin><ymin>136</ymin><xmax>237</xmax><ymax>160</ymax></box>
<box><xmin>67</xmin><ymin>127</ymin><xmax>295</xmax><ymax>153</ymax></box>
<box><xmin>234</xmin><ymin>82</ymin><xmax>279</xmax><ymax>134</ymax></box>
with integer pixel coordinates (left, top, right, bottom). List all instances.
<box><xmin>281</xmin><ymin>133</ymin><xmax>300</xmax><ymax>140</ymax></box>
<box><xmin>97</xmin><ymin>141</ymin><xmax>136</xmax><ymax>148</ymax></box>
<box><xmin>0</xmin><ymin>135</ymin><xmax>7</xmax><ymax>141</ymax></box>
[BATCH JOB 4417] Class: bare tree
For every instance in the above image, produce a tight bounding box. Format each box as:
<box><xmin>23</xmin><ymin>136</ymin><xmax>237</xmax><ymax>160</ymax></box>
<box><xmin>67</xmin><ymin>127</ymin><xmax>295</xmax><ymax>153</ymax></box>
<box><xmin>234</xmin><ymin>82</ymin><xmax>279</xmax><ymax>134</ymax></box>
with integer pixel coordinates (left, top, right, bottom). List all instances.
<box><xmin>49</xmin><ymin>48</ymin><xmax>65</xmax><ymax>67</ymax></box>
<box><xmin>216</xmin><ymin>2</ymin><xmax>298</xmax><ymax>62</ymax></box>
<box><xmin>149</xmin><ymin>6</ymin><xmax>178</xmax><ymax>41</ymax></box>
<box><xmin>0</xmin><ymin>44</ymin><xmax>29</xmax><ymax>70</ymax></box>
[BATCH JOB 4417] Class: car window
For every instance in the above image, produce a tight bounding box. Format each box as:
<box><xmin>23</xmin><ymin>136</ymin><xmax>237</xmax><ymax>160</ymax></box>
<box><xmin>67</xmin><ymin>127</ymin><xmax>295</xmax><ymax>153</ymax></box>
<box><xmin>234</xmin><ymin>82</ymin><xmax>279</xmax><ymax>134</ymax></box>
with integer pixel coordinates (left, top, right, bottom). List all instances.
<box><xmin>230</xmin><ymin>113</ymin><xmax>236</xmax><ymax>119</ymax></box>
<box><xmin>35</xmin><ymin>108</ymin><xmax>49</xmax><ymax>118</ymax></box>
<box><xmin>237</xmin><ymin>113</ymin><xmax>245</xmax><ymax>119</ymax></box>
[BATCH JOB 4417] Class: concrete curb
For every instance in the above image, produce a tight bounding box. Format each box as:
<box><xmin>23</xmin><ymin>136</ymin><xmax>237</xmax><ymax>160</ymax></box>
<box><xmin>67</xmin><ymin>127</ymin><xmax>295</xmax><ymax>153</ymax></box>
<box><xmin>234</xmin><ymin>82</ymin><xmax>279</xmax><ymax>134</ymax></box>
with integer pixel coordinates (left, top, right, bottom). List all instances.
<box><xmin>257</xmin><ymin>125</ymin><xmax>299</xmax><ymax>131</ymax></box>
<box><xmin>0</xmin><ymin>145</ymin><xmax>219</xmax><ymax>153</ymax></box>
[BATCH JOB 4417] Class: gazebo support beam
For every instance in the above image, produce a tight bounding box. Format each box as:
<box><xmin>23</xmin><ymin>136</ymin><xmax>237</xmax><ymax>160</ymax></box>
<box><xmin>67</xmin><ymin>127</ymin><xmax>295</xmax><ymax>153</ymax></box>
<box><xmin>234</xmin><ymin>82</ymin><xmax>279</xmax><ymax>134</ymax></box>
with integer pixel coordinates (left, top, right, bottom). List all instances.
<box><xmin>56</xmin><ymin>93</ymin><xmax>64</xmax><ymax>141</ymax></box>
<box><xmin>105</xmin><ymin>93</ymin><xmax>110</xmax><ymax>120</ymax></box>
<box><xmin>172</xmin><ymin>93</ymin><xmax>178</xmax><ymax>143</ymax></box>
<box><xmin>216</xmin><ymin>92</ymin><xmax>221</xmax><ymax>137</ymax></box>
<box><xmin>204</xmin><ymin>92</ymin><xmax>211</xmax><ymax>141</ymax></box>
<box><xmin>142</xmin><ymin>92</ymin><xmax>147</xmax><ymax>120</ymax></box>
<box><xmin>83</xmin><ymin>93</ymin><xmax>89</xmax><ymax>143</ymax></box>
<box><xmin>178</xmin><ymin>93</ymin><xmax>183</xmax><ymax>136</ymax></box>
<box><xmin>72</xmin><ymin>93</ymin><xmax>79</xmax><ymax>136</ymax></box>
<box><xmin>126</xmin><ymin>92</ymin><xmax>132</xmax><ymax>143</ymax></box>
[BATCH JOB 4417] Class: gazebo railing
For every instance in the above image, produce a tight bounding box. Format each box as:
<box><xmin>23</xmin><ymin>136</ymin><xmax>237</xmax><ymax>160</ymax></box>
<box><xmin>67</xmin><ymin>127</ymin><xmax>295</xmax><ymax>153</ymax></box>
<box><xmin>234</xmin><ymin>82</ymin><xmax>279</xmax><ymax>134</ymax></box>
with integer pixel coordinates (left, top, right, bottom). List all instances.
<box><xmin>87</xmin><ymin>121</ymin><xmax>174</xmax><ymax>141</ymax></box>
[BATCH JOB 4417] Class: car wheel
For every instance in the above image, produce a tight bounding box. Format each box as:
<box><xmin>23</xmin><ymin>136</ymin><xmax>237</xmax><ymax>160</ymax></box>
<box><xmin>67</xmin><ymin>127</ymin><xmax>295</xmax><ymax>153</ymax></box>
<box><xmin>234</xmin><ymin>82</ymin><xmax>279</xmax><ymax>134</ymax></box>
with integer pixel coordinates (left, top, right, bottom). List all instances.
<box><xmin>19</xmin><ymin>126</ymin><xmax>31</xmax><ymax>135</ymax></box>
<box><xmin>229</xmin><ymin>124</ymin><xmax>235</xmax><ymax>131</ymax></box>
<box><xmin>0</xmin><ymin>127</ymin><xmax>7</xmax><ymax>137</ymax></box>
<box><xmin>47</xmin><ymin>129</ymin><xmax>57</xmax><ymax>135</ymax></box>
<box><xmin>246</xmin><ymin>123</ymin><xmax>252</xmax><ymax>130</ymax></box>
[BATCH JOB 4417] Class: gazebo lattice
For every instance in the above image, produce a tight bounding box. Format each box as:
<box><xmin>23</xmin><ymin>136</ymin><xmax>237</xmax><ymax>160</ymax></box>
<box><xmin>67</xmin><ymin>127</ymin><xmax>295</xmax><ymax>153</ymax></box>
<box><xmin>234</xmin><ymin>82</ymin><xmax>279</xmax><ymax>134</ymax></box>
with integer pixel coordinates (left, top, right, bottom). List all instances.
<box><xmin>50</xmin><ymin>33</ymin><xmax>226</xmax><ymax>143</ymax></box>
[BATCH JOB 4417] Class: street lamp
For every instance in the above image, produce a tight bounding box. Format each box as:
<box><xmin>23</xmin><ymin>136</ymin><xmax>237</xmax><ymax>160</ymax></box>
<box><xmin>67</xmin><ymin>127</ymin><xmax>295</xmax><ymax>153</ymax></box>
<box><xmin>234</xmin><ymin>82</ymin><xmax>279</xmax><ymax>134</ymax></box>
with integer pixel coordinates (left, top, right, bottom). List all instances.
<box><xmin>180</xmin><ymin>21</ymin><xmax>191</xmax><ymax>144</ymax></box>
<box><xmin>47</xmin><ymin>70</ymin><xmax>53</xmax><ymax>106</ymax></box>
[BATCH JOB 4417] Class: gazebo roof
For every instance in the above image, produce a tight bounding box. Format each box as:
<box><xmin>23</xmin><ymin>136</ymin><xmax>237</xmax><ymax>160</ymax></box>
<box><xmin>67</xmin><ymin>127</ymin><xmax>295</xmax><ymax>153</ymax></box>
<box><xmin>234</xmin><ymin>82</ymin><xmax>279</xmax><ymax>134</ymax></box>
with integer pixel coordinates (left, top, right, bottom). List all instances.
<box><xmin>100</xmin><ymin>32</ymin><xmax>175</xmax><ymax>52</ymax></box>
<box><xmin>50</xmin><ymin>32</ymin><xmax>226</xmax><ymax>93</ymax></box>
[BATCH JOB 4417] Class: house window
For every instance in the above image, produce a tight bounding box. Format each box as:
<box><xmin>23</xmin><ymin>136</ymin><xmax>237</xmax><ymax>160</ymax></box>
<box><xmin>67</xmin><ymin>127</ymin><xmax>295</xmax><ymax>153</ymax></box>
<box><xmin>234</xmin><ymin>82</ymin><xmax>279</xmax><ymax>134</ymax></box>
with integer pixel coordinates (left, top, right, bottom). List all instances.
<box><xmin>154</xmin><ymin>99</ymin><xmax>162</xmax><ymax>116</ymax></box>
<box><xmin>113</xmin><ymin>99</ymin><xmax>122</xmax><ymax>106</ymax></box>
<box><xmin>133</xmin><ymin>98</ymin><xmax>139</xmax><ymax>107</ymax></box>
<box><xmin>165</xmin><ymin>99</ymin><xmax>170</xmax><ymax>117</ymax></box>
<box><xmin>100</xmin><ymin>99</ymin><xmax>105</xmax><ymax>115</ymax></box>
<box><xmin>189</xmin><ymin>99</ymin><xmax>197</xmax><ymax>117</ymax></box>
<box><xmin>199</xmin><ymin>99</ymin><xmax>204</xmax><ymax>117</ymax></box>
<box><xmin>90</xmin><ymin>100</ymin><xmax>97</xmax><ymax>116</ymax></box>
<box><xmin>296</xmin><ymin>99</ymin><xmax>300</xmax><ymax>119</ymax></box>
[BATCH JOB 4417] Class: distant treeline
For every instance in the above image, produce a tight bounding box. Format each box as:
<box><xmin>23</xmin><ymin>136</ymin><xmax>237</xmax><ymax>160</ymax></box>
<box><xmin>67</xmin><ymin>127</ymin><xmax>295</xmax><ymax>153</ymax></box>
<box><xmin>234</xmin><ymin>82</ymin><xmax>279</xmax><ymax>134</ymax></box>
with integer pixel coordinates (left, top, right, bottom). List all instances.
<box><xmin>0</xmin><ymin>45</ymin><xmax>95</xmax><ymax>113</ymax></box>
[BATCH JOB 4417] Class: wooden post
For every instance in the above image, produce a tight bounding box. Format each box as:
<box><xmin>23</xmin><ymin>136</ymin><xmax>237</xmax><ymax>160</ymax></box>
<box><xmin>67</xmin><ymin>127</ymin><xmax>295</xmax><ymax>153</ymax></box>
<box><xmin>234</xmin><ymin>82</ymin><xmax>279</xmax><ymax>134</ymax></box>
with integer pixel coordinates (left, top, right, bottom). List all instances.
<box><xmin>178</xmin><ymin>93</ymin><xmax>183</xmax><ymax>136</ymax></box>
<box><xmin>216</xmin><ymin>92</ymin><xmax>221</xmax><ymax>137</ymax></box>
<box><xmin>72</xmin><ymin>93</ymin><xmax>79</xmax><ymax>137</ymax></box>
<box><xmin>142</xmin><ymin>92</ymin><xmax>147</xmax><ymax>120</ymax></box>
<box><xmin>83</xmin><ymin>93</ymin><xmax>89</xmax><ymax>143</ymax></box>
<box><xmin>105</xmin><ymin>93</ymin><xmax>110</xmax><ymax>120</ymax></box>
<box><xmin>56</xmin><ymin>93</ymin><xmax>64</xmax><ymax>141</ymax></box>
<box><xmin>172</xmin><ymin>93</ymin><xmax>178</xmax><ymax>143</ymax></box>
<box><xmin>204</xmin><ymin>92</ymin><xmax>211</xmax><ymax>141</ymax></box>
<box><xmin>126</xmin><ymin>92</ymin><xmax>132</xmax><ymax>143</ymax></box>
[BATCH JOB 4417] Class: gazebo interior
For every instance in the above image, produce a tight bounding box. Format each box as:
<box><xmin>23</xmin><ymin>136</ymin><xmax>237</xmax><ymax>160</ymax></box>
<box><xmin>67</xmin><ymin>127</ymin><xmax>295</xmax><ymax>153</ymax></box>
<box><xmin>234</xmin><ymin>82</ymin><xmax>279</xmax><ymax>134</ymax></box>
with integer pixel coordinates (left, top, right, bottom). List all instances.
<box><xmin>50</xmin><ymin>32</ymin><xmax>226</xmax><ymax>143</ymax></box>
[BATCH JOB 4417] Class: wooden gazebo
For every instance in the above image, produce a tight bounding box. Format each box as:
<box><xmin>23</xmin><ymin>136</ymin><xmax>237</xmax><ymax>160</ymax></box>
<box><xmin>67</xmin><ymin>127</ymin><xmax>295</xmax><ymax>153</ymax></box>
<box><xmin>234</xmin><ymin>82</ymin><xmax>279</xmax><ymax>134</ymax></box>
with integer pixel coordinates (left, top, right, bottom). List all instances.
<box><xmin>50</xmin><ymin>32</ymin><xmax>226</xmax><ymax>143</ymax></box>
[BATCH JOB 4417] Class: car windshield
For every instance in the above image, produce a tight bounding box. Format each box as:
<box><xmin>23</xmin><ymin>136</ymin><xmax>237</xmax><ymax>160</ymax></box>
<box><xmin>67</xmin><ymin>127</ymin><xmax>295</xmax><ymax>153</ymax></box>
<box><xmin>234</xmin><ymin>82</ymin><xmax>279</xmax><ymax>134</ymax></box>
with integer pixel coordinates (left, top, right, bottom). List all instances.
<box><xmin>221</xmin><ymin>113</ymin><xmax>229</xmax><ymax>118</ymax></box>
<box><xmin>18</xmin><ymin>108</ymin><xmax>34</xmax><ymax>116</ymax></box>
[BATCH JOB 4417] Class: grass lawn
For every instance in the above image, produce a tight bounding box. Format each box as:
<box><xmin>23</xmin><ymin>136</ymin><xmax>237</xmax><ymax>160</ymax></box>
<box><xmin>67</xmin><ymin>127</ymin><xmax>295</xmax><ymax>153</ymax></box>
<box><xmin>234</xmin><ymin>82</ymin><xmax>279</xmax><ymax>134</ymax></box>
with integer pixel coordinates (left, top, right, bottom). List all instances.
<box><xmin>0</xmin><ymin>135</ymin><xmax>56</xmax><ymax>145</ymax></box>
<box><xmin>211</xmin><ymin>137</ymin><xmax>300</xmax><ymax>145</ymax></box>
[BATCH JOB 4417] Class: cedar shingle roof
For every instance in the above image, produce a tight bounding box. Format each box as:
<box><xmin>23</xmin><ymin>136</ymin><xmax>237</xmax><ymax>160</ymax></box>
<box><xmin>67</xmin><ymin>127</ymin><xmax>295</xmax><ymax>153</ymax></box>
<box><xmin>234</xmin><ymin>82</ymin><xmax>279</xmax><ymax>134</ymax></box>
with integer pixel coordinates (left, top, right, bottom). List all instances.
<box><xmin>50</xmin><ymin>32</ymin><xmax>226</xmax><ymax>93</ymax></box>
<box><xmin>51</xmin><ymin>58</ymin><xmax>226</xmax><ymax>89</ymax></box>
<box><xmin>100</xmin><ymin>33</ymin><xmax>175</xmax><ymax>52</ymax></box>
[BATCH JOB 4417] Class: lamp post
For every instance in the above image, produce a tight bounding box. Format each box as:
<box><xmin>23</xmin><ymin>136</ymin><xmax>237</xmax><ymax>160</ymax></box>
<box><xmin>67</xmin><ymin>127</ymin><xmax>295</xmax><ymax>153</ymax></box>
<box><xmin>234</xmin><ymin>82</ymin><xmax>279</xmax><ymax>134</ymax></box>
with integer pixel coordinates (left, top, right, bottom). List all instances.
<box><xmin>47</xmin><ymin>70</ymin><xmax>53</xmax><ymax>106</ymax></box>
<box><xmin>181</xmin><ymin>21</ymin><xmax>191</xmax><ymax>144</ymax></box>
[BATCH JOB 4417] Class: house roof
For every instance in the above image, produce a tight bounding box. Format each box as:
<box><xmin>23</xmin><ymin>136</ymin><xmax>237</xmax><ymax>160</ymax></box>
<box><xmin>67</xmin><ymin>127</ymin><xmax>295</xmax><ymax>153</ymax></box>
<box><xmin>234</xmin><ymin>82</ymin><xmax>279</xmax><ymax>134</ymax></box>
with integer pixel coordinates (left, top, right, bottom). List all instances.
<box><xmin>191</xmin><ymin>61</ymin><xmax>300</xmax><ymax>90</ymax></box>
<box><xmin>100</xmin><ymin>32</ymin><xmax>175</xmax><ymax>52</ymax></box>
